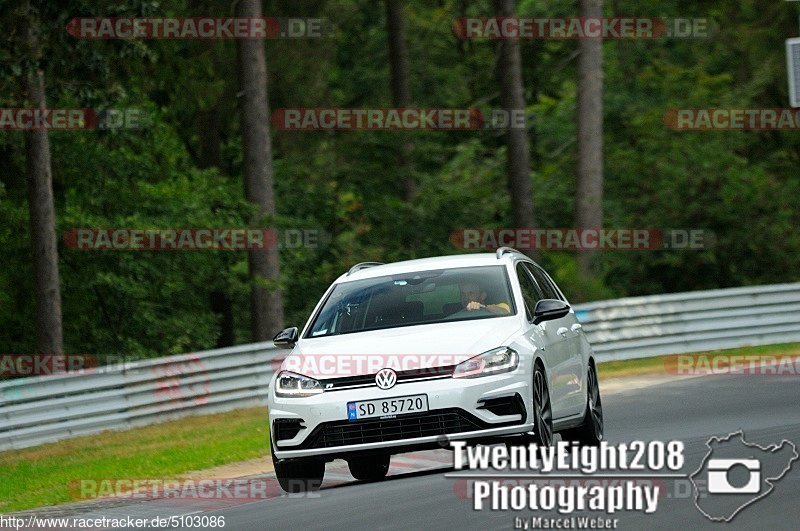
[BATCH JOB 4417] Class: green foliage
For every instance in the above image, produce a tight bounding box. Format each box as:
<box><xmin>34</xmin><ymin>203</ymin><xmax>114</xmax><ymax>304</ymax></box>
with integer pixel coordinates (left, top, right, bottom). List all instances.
<box><xmin>1</xmin><ymin>0</ymin><xmax>799</xmax><ymax>360</ymax></box>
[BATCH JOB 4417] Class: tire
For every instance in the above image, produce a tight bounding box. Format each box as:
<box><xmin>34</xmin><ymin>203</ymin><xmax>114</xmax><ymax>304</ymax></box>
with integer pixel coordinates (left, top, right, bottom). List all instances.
<box><xmin>348</xmin><ymin>454</ymin><xmax>390</xmax><ymax>482</ymax></box>
<box><xmin>531</xmin><ymin>363</ymin><xmax>554</xmax><ymax>447</ymax></box>
<box><xmin>506</xmin><ymin>363</ymin><xmax>553</xmax><ymax>450</ymax></box>
<box><xmin>561</xmin><ymin>362</ymin><xmax>603</xmax><ymax>446</ymax></box>
<box><xmin>271</xmin><ymin>439</ymin><xmax>325</xmax><ymax>493</ymax></box>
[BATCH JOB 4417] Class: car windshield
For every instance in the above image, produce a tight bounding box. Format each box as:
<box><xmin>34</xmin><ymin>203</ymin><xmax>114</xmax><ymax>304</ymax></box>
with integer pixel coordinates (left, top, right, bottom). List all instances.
<box><xmin>305</xmin><ymin>265</ymin><xmax>516</xmax><ymax>338</ymax></box>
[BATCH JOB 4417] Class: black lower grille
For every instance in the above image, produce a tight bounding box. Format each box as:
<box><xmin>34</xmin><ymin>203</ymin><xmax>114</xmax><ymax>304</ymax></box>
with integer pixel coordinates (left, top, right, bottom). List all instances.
<box><xmin>300</xmin><ymin>408</ymin><xmax>509</xmax><ymax>449</ymax></box>
<box><xmin>273</xmin><ymin>418</ymin><xmax>305</xmax><ymax>441</ymax></box>
<box><xmin>477</xmin><ymin>393</ymin><xmax>526</xmax><ymax>417</ymax></box>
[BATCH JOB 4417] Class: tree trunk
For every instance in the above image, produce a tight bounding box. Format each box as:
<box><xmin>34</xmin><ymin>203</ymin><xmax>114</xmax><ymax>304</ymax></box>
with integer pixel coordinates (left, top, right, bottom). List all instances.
<box><xmin>25</xmin><ymin>71</ymin><xmax>64</xmax><ymax>356</ymax></box>
<box><xmin>19</xmin><ymin>5</ymin><xmax>64</xmax><ymax>356</ymax></box>
<box><xmin>235</xmin><ymin>0</ymin><xmax>284</xmax><ymax>341</ymax></box>
<box><xmin>493</xmin><ymin>0</ymin><xmax>536</xmax><ymax>259</ymax></box>
<box><xmin>576</xmin><ymin>0</ymin><xmax>604</xmax><ymax>276</ymax></box>
<box><xmin>385</xmin><ymin>0</ymin><xmax>415</xmax><ymax>201</ymax></box>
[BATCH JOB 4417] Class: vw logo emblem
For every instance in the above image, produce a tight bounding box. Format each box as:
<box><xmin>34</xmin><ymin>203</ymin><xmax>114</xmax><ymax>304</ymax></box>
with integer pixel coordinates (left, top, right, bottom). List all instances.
<box><xmin>375</xmin><ymin>368</ymin><xmax>397</xmax><ymax>390</ymax></box>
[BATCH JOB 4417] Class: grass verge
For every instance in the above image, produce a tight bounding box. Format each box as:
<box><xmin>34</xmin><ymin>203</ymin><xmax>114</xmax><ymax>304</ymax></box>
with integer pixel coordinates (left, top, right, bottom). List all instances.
<box><xmin>0</xmin><ymin>407</ymin><xmax>270</xmax><ymax>513</ymax></box>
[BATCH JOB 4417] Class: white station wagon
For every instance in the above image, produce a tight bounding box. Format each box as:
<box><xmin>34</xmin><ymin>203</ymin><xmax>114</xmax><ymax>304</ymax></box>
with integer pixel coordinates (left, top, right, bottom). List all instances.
<box><xmin>268</xmin><ymin>248</ymin><xmax>603</xmax><ymax>491</ymax></box>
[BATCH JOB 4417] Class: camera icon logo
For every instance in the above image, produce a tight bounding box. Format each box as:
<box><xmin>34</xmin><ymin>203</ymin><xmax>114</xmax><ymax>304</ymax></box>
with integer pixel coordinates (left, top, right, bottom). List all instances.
<box><xmin>691</xmin><ymin>431</ymin><xmax>798</xmax><ymax>522</ymax></box>
<box><xmin>707</xmin><ymin>458</ymin><xmax>760</xmax><ymax>494</ymax></box>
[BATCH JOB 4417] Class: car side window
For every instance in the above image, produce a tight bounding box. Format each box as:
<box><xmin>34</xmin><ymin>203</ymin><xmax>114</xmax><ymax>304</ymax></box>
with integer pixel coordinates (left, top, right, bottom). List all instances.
<box><xmin>525</xmin><ymin>263</ymin><xmax>563</xmax><ymax>301</ymax></box>
<box><xmin>516</xmin><ymin>263</ymin><xmax>543</xmax><ymax>321</ymax></box>
<box><xmin>542</xmin><ymin>269</ymin><xmax>566</xmax><ymax>301</ymax></box>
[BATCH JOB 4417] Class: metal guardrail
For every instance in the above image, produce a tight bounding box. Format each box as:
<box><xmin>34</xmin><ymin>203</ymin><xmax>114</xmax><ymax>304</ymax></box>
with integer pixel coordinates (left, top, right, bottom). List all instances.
<box><xmin>0</xmin><ymin>342</ymin><xmax>279</xmax><ymax>451</ymax></box>
<box><xmin>1</xmin><ymin>282</ymin><xmax>799</xmax><ymax>451</ymax></box>
<box><xmin>574</xmin><ymin>282</ymin><xmax>800</xmax><ymax>361</ymax></box>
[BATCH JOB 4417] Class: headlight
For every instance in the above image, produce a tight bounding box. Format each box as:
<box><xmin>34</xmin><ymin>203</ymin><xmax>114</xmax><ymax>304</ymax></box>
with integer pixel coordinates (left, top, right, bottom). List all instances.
<box><xmin>453</xmin><ymin>347</ymin><xmax>519</xmax><ymax>378</ymax></box>
<box><xmin>275</xmin><ymin>371</ymin><xmax>323</xmax><ymax>397</ymax></box>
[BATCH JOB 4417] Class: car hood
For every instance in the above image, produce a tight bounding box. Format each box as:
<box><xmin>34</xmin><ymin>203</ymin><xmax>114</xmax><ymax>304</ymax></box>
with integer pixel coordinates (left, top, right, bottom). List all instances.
<box><xmin>281</xmin><ymin>317</ymin><xmax>521</xmax><ymax>379</ymax></box>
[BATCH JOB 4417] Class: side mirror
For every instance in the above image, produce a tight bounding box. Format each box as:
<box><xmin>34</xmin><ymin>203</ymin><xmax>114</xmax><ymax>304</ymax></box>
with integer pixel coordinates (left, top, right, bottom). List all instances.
<box><xmin>273</xmin><ymin>327</ymin><xmax>299</xmax><ymax>349</ymax></box>
<box><xmin>532</xmin><ymin>299</ymin><xmax>570</xmax><ymax>325</ymax></box>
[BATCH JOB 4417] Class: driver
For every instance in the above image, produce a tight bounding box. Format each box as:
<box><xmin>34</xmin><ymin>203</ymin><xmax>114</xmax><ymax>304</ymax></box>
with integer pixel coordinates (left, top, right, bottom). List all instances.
<box><xmin>460</xmin><ymin>281</ymin><xmax>510</xmax><ymax>315</ymax></box>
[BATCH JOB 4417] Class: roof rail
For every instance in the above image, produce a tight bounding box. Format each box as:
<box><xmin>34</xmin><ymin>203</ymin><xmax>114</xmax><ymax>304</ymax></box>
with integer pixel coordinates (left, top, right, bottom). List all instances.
<box><xmin>496</xmin><ymin>247</ymin><xmax>522</xmax><ymax>259</ymax></box>
<box><xmin>347</xmin><ymin>262</ymin><xmax>385</xmax><ymax>276</ymax></box>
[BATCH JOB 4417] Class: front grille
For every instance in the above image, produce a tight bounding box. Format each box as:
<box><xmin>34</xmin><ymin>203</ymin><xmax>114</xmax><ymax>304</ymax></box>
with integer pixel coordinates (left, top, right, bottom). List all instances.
<box><xmin>300</xmin><ymin>408</ymin><xmax>505</xmax><ymax>449</ymax></box>
<box><xmin>320</xmin><ymin>365</ymin><xmax>455</xmax><ymax>391</ymax></box>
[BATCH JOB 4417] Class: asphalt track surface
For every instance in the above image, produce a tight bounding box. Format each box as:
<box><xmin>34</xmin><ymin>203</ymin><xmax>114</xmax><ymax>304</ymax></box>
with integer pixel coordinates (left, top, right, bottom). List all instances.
<box><xmin>27</xmin><ymin>373</ymin><xmax>800</xmax><ymax>530</ymax></box>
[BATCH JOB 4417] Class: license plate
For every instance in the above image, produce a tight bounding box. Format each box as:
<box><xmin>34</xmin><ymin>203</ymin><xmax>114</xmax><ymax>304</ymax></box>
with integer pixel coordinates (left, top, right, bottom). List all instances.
<box><xmin>347</xmin><ymin>394</ymin><xmax>429</xmax><ymax>421</ymax></box>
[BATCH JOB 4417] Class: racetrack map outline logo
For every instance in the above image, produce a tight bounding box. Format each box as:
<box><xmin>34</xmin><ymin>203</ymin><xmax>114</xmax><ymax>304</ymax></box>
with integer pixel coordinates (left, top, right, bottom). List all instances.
<box><xmin>690</xmin><ymin>431</ymin><xmax>798</xmax><ymax>522</ymax></box>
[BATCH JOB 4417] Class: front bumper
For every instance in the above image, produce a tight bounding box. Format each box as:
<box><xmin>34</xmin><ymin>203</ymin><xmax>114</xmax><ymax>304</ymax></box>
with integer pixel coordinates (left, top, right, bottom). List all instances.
<box><xmin>269</xmin><ymin>370</ymin><xmax>533</xmax><ymax>460</ymax></box>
